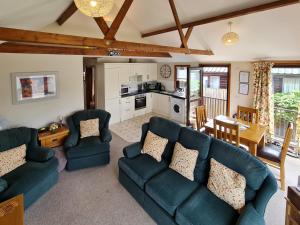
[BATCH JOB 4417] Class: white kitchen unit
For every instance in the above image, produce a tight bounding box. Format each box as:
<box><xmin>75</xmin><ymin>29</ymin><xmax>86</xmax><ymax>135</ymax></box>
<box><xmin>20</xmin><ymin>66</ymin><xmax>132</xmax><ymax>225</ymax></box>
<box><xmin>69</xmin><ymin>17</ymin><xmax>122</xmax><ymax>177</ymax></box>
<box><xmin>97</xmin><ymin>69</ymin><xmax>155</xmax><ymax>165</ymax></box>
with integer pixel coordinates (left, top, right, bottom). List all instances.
<box><xmin>120</xmin><ymin>96</ymin><xmax>134</xmax><ymax>121</ymax></box>
<box><xmin>146</xmin><ymin>93</ymin><xmax>153</xmax><ymax>113</ymax></box>
<box><xmin>152</xmin><ymin>93</ymin><xmax>171</xmax><ymax>117</ymax></box>
<box><xmin>96</xmin><ymin>63</ymin><xmax>158</xmax><ymax>124</ymax></box>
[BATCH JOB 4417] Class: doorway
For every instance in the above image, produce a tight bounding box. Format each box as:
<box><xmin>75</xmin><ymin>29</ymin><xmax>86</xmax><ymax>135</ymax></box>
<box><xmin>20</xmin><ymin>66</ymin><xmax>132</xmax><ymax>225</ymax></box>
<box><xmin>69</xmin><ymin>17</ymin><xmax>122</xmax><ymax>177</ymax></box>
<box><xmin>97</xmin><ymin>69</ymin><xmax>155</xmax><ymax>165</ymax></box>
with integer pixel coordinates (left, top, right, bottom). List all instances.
<box><xmin>84</xmin><ymin>66</ymin><xmax>96</xmax><ymax>110</ymax></box>
<box><xmin>199</xmin><ymin>64</ymin><xmax>231</xmax><ymax>119</ymax></box>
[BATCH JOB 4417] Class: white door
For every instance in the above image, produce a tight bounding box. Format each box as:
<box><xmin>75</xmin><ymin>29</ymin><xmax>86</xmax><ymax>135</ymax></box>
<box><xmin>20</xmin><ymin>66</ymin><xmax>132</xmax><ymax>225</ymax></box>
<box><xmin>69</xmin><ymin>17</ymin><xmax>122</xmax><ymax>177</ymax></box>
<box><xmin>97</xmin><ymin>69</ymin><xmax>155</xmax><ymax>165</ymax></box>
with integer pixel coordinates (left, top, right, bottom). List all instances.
<box><xmin>105</xmin><ymin>98</ymin><xmax>121</xmax><ymax>124</ymax></box>
<box><xmin>105</xmin><ymin>67</ymin><xmax>120</xmax><ymax>99</ymax></box>
<box><xmin>160</xmin><ymin>94</ymin><xmax>171</xmax><ymax>116</ymax></box>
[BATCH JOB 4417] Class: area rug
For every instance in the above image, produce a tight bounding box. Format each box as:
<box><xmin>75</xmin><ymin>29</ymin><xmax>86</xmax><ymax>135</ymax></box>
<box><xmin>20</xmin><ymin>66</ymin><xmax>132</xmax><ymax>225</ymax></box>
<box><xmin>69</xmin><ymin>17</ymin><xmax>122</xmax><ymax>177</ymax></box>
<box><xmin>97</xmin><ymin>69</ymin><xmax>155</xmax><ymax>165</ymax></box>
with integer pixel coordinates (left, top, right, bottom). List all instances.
<box><xmin>25</xmin><ymin>132</ymin><xmax>286</xmax><ymax>225</ymax></box>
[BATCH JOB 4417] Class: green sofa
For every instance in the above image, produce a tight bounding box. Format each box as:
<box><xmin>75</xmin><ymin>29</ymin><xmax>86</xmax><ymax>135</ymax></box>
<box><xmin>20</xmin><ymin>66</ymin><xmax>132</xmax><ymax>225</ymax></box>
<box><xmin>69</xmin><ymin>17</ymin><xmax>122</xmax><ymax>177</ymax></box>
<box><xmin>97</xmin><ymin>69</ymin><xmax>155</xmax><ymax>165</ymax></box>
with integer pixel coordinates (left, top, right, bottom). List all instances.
<box><xmin>118</xmin><ymin>117</ymin><xmax>277</xmax><ymax>225</ymax></box>
<box><xmin>0</xmin><ymin>127</ymin><xmax>58</xmax><ymax>209</ymax></box>
<box><xmin>64</xmin><ymin>109</ymin><xmax>112</xmax><ymax>171</ymax></box>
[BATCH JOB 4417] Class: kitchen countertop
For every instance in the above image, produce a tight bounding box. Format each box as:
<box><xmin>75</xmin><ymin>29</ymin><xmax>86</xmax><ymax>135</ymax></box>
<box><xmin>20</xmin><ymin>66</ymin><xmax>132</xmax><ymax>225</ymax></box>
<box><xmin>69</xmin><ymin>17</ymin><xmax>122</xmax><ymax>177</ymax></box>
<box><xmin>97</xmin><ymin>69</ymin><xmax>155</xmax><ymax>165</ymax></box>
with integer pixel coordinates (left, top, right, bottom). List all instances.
<box><xmin>121</xmin><ymin>90</ymin><xmax>186</xmax><ymax>100</ymax></box>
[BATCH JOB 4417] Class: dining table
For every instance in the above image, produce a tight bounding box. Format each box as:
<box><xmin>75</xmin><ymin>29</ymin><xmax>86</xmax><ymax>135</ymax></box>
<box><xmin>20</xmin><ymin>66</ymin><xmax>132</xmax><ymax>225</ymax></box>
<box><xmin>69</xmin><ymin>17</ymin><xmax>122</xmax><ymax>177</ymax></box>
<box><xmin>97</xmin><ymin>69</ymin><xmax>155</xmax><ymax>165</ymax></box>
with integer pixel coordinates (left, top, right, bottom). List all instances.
<box><xmin>204</xmin><ymin>115</ymin><xmax>267</xmax><ymax>156</ymax></box>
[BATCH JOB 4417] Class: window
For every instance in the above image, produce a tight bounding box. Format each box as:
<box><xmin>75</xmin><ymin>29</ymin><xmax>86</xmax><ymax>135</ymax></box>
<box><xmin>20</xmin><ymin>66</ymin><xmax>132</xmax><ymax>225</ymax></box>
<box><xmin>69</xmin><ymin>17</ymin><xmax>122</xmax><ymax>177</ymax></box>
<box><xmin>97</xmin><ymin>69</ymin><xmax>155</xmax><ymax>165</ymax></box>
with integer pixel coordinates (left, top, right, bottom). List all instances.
<box><xmin>210</xmin><ymin>76</ymin><xmax>220</xmax><ymax>89</ymax></box>
<box><xmin>174</xmin><ymin>65</ymin><xmax>189</xmax><ymax>90</ymax></box>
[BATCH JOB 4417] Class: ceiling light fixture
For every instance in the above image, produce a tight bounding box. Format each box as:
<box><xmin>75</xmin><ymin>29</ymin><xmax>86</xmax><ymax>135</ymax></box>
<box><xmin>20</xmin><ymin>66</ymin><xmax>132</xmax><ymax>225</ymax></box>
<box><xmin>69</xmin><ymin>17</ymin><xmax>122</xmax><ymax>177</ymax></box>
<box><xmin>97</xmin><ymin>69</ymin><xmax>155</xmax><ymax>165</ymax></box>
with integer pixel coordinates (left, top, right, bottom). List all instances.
<box><xmin>74</xmin><ymin>0</ymin><xmax>114</xmax><ymax>17</ymax></box>
<box><xmin>222</xmin><ymin>22</ymin><xmax>239</xmax><ymax>46</ymax></box>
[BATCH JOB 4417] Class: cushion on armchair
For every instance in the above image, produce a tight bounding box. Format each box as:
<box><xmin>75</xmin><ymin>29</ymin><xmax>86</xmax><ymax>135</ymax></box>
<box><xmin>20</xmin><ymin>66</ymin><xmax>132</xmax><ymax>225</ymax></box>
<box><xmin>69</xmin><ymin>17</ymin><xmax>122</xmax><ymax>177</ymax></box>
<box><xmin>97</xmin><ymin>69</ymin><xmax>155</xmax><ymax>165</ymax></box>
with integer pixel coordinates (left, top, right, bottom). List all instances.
<box><xmin>0</xmin><ymin>144</ymin><xmax>26</xmax><ymax>176</ymax></box>
<box><xmin>80</xmin><ymin>118</ymin><xmax>100</xmax><ymax>138</ymax></box>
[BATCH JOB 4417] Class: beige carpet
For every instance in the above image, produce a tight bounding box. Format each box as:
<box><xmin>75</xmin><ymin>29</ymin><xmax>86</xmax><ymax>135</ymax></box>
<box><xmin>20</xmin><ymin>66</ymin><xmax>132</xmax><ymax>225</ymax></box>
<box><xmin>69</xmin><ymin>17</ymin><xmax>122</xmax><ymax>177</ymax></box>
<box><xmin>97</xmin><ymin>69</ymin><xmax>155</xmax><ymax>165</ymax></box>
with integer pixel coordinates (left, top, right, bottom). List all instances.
<box><xmin>25</xmin><ymin>132</ymin><xmax>288</xmax><ymax>225</ymax></box>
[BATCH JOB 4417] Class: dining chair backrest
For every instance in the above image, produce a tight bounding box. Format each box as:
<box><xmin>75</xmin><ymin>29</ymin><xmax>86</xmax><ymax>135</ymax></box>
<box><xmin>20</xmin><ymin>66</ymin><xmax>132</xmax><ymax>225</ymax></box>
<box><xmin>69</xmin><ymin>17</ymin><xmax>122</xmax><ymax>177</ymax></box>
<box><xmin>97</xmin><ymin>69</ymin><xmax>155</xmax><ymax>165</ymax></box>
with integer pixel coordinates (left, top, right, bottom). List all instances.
<box><xmin>214</xmin><ymin>119</ymin><xmax>240</xmax><ymax>147</ymax></box>
<box><xmin>195</xmin><ymin>105</ymin><xmax>207</xmax><ymax>131</ymax></box>
<box><xmin>280</xmin><ymin>122</ymin><xmax>293</xmax><ymax>163</ymax></box>
<box><xmin>237</xmin><ymin>106</ymin><xmax>259</xmax><ymax>124</ymax></box>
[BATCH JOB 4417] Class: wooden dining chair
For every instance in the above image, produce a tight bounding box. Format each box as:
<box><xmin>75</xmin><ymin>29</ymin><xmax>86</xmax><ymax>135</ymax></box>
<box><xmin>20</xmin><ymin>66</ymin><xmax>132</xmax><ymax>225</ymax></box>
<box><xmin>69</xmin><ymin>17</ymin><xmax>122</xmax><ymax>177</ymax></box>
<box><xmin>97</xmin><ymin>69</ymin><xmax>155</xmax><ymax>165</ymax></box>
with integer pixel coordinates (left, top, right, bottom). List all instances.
<box><xmin>237</xmin><ymin>105</ymin><xmax>259</xmax><ymax>124</ymax></box>
<box><xmin>214</xmin><ymin>119</ymin><xmax>240</xmax><ymax>147</ymax></box>
<box><xmin>257</xmin><ymin>123</ymin><xmax>293</xmax><ymax>191</ymax></box>
<box><xmin>195</xmin><ymin>105</ymin><xmax>207</xmax><ymax>131</ymax></box>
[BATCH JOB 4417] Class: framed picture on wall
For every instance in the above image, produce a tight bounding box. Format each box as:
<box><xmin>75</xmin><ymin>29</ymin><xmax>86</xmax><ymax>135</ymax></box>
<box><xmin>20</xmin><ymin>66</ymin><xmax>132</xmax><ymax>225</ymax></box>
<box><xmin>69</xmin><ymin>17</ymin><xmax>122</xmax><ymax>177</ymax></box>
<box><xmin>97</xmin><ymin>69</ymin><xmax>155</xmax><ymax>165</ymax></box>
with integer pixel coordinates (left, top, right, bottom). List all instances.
<box><xmin>239</xmin><ymin>71</ymin><xmax>250</xmax><ymax>95</ymax></box>
<box><xmin>11</xmin><ymin>71</ymin><xmax>59</xmax><ymax>104</ymax></box>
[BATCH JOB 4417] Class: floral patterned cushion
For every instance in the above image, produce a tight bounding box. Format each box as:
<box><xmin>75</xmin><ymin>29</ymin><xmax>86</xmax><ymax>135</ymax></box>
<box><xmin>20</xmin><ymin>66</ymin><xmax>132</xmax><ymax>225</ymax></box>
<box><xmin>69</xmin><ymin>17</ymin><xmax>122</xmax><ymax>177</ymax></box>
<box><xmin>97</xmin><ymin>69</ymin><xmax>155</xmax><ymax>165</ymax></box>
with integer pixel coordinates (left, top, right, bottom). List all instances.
<box><xmin>0</xmin><ymin>144</ymin><xmax>26</xmax><ymax>176</ymax></box>
<box><xmin>169</xmin><ymin>142</ymin><xmax>199</xmax><ymax>181</ymax></box>
<box><xmin>142</xmin><ymin>131</ymin><xmax>168</xmax><ymax>162</ymax></box>
<box><xmin>80</xmin><ymin>118</ymin><xmax>100</xmax><ymax>139</ymax></box>
<box><xmin>207</xmin><ymin>158</ymin><xmax>246</xmax><ymax>210</ymax></box>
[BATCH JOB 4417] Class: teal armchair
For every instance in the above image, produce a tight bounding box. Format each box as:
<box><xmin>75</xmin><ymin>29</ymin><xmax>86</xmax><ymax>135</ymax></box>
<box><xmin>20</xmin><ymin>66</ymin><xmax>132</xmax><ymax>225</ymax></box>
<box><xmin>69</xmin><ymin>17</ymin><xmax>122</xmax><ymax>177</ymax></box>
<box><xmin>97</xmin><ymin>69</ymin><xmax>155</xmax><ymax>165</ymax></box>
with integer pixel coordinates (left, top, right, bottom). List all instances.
<box><xmin>64</xmin><ymin>109</ymin><xmax>112</xmax><ymax>171</ymax></box>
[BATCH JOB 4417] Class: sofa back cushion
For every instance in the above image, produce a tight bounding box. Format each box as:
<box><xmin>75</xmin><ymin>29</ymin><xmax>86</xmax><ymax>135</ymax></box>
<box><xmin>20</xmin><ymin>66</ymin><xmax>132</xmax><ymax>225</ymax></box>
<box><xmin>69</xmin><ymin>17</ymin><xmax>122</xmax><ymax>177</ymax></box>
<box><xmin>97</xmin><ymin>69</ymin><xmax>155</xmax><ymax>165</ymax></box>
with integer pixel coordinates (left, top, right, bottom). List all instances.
<box><xmin>142</xmin><ymin>117</ymin><xmax>181</xmax><ymax>163</ymax></box>
<box><xmin>178</xmin><ymin>127</ymin><xmax>211</xmax><ymax>183</ymax></box>
<box><xmin>209</xmin><ymin>139</ymin><xmax>268</xmax><ymax>202</ymax></box>
<box><xmin>0</xmin><ymin>127</ymin><xmax>32</xmax><ymax>152</ymax></box>
<box><xmin>0</xmin><ymin>144</ymin><xmax>26</xmax><ymax>176</ymax></box>
<box><xmin>71</xmin><ymin>109</ymin><xmax>111</xmax><ymax>132</ymax></box>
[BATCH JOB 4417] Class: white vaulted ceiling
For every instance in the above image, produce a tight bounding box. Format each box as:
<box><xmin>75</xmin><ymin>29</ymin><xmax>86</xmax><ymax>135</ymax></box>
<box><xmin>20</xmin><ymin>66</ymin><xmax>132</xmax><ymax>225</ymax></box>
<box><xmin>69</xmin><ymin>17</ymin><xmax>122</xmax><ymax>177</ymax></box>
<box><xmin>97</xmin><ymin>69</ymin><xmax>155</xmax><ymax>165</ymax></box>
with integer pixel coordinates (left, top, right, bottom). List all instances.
<box><xmin>0</xmin><ymin>0</ymin><xmax>300</xmax><ymax>62</ymax></box>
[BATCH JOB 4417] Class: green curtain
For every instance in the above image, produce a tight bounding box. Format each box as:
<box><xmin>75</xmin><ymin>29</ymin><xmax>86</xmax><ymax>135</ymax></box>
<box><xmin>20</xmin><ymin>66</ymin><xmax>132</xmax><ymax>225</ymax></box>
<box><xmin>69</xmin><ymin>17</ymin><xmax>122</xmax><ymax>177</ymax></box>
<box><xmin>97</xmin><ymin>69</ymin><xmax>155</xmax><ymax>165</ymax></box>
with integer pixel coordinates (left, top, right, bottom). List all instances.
<box><xmin>253</xmin><ymin>62</ymin><xmax>274</xmax><ymax>141</ymax></box>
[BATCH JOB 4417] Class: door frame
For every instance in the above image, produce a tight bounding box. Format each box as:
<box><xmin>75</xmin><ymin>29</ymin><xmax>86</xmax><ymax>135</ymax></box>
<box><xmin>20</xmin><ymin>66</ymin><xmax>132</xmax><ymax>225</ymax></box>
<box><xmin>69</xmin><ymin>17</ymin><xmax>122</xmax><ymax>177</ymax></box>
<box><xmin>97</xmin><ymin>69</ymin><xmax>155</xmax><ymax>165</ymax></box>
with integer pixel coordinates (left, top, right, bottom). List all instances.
<box><xmin>199</xmin><ymin>63</ymin><xmax>231</xmax><ymax>117</ymax></box>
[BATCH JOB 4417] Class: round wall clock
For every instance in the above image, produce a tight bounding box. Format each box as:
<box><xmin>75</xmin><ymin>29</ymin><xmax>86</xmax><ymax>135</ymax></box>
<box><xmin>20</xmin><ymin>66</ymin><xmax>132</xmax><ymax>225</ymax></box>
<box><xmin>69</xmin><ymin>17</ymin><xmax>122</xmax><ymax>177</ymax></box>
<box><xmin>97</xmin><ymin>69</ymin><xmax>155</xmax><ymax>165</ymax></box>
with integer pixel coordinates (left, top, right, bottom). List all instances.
<box><xmin>160</xmin><ymin>64</ymin><xmax>172</xmax><ymax>79</ymax></box>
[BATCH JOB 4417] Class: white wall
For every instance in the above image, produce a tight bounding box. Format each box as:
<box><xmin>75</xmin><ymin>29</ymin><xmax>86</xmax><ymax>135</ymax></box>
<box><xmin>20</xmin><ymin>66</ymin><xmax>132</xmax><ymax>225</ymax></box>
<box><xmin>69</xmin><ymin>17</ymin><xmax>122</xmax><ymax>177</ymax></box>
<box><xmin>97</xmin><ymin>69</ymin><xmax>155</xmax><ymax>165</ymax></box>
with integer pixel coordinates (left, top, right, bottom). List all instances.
<box><xmin>0</xmin><ymin>54</ymin><xmax>84</xmax><ymax>128</ymax></box>
<box><xmin>157</xmin><ymin>62</ymin><xmax>254</xmax><ymax>116</ymax></box>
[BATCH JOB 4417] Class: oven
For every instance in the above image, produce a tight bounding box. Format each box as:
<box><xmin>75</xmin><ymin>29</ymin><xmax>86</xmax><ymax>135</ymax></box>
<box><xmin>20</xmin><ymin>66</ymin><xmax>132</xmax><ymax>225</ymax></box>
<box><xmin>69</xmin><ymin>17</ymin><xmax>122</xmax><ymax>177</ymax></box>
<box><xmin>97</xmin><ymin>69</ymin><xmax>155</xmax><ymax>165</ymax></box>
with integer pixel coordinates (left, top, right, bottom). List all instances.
<box><xmin>135</xmin><ymin>94</ymin><xmax>146</xmax><ymax>110</ymax></box>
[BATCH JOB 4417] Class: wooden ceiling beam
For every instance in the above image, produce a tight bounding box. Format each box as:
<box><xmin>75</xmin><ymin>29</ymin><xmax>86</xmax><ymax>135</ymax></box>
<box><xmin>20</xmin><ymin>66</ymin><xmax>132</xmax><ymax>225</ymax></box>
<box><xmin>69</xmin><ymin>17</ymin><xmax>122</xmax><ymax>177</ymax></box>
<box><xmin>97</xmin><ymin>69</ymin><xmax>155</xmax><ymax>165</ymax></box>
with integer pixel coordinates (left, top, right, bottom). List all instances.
<box><xmin>56</xmin><ymin>2</ymin><xmax>78</xmax><ymax>26</ymax></box>
<box><xmin>94</xmin><ymin>17</ymin><xmax>116</xmax><ymax>39</ymax></box>
<box><xmin>168</xmin><ymin>0</ymin><xmax>188</xmax><ymax>49</ymax></box>
<box><xmin>180</xmin><ymin>27</ymin><xmax>193</xmax><ymax>48</ymax></box>
<box><xmin>0</xmin><ymin>27</ymin><xmax>213</xmax><ymax>55</ymax></box>
<box><xmin>142</xmin><ymin>0</ymin><xmax>300</xmax><ymax>37</ymax></box>
<box><xmin>105</xmin><ymin>0</ymin><xmax>134</xmax><ymax>40</ymax></box>
<box><xmin>0</xmin><ymin>42</ymin><xmax>172</xmax><ymax>58</ymax></box>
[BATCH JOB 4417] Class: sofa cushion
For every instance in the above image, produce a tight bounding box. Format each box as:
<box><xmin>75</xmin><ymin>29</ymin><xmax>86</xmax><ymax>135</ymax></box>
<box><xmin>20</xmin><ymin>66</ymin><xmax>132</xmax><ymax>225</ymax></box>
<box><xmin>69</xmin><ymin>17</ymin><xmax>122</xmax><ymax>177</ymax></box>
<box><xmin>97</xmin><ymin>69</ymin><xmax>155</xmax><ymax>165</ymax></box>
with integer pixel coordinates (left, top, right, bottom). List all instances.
<box><xmin>208</xmin><ymin>158</ymin><xmax>246</xmax><ymax>210</ymax></box>
<box><xmin>209</xmin><ymin>139</ymin><xmax>268</xmax><ymax>200</ymax></box>
<box><xmin>169</xmin><ymin>142</ymin><xmax>199</xmax><ymax>181</ymax></box>
<box><xmin>176</xmin><ymin>186</ymin><xmax>239</xmax><ymax>225</ymax></box>
<box><xmin>142</xmin><ymin>131</ymin><xmax>168</xmax><ymax>162</ymax></box>
<box><xmin>178</xmin><ymin>127</ymin><xmax>211</xmax><ymax>183</ymax></box>
<box><xmin>66</xmin><ymin>136</ymin><xmax>109</xmax><ymax>159</ymax></box>
<box><xmin>118</xmin><ymin>154</ymin><xmax>168</xmax><ymax>189</ymax></box>
<box><xmin>147</xmin><ymin>117</ymin><xmax>182</xmax><ymax>162</ymax></box>
<box><xmin>80</xmin><ymin>118</ymin><xmax>100</xmax><ymax>139</ymax></box>
<box><xmin>0</xmin><ymin>144</ymin><xmax>26</xmax><ymax>176</ymax></box>
<box><xmin>145</xmin><ymin>169</ymin><xmax>198</xmax><ymax>216</ymax></box>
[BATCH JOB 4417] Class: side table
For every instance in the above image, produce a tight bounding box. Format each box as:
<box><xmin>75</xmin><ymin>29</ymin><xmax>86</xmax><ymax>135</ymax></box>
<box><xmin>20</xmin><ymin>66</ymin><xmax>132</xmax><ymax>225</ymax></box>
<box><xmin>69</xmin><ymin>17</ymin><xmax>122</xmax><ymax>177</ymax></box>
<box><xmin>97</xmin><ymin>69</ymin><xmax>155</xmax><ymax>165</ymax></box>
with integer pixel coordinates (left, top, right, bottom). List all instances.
<box><xmin>38</xmin><ymin>126</ymin><xmax>69</xmax><ymax>148</ymax></box>
<box><xmin>286</xmin><ymin>186</ymin><xmax>300</xmax><ymax>225</ymax></box>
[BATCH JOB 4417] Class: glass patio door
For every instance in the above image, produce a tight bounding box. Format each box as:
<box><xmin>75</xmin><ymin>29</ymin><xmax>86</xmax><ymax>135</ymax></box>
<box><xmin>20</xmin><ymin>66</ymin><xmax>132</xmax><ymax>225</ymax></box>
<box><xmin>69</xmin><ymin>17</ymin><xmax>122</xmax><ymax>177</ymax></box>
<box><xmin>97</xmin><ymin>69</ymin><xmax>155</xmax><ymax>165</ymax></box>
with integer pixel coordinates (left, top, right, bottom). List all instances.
<box><xmin>186</xmin><ymin>67</ymin><xmax>203</xmax><ymax>125</ymax></box>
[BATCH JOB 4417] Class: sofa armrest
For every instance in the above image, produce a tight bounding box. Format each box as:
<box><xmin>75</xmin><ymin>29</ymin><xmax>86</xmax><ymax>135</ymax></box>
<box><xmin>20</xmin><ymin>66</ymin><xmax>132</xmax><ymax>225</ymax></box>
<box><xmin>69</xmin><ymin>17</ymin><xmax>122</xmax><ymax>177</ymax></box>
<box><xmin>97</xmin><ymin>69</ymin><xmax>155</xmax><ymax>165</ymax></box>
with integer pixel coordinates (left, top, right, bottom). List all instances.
<box><xmin>236</xmin><ymin>204</ymin><xmax>265</xmax><ymax>225</ymax></box>
<box><xmin>101</xmin><ymin>128</ymin><xmax>112</xmax><ymax>143</ymax></box>
<box><xmin>64</xmin><ymin>132</ymin><xmax>79</xmax><ymax>149</ymax></box>
<box><xmin>123</xmin><ymin>142</ymin><xmax>142</xmax><ymax>159</ymax></box>
<box><xmin>27</xmin><ymin>147</ymin><xmax>55</xmax><ymax>162</ymax></box>
<box><xmin>253</xmin><ymin>173</ymin><xmax>278</xmax><ymax>215</ymax></box>
<box><xmin>0</xmin><ymin>178</ymin><xmax>8</xmax><ymax>193</ymax></box>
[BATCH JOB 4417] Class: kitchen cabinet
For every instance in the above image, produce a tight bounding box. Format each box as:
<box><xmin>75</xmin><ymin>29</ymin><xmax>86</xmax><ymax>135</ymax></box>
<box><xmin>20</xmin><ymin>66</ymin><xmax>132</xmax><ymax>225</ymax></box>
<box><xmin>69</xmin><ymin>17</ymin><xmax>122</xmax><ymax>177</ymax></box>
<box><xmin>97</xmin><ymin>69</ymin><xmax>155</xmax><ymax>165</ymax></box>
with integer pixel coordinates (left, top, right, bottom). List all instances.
<box><xmin>120</xmin><ymin>96</ymin><xmax>134</xmax><ymax>121</ymax></box>
<box><xmin>104</xmin><ymin>67</ymin><xmax>121</xmax><ymax>99</ymax></box>
<box><xmin>148</xmin><ymin>64</ymin><xmax>158</xmax><ymax>81</ymax></box>
<box><xmin>105</xmin><ymin>98</ymin><xmax>121</xmax><ymax>124</ymax></box>
<box><xmin>146</xmin><ymin>93</ymin><xmax>153</xmax><ymax>113</ymax></box>
<box><xmin>152</xmin><ymin>93</ymin><xmax>171</xmax><ymax>116</ymax></box>
<box><xmin>118</xmin><ymin>64</ymin><xmax>133</xmax><ymax>85</ymax></box>
<box><xmin>133</xmin><ymin>64</ymin><xmax>148</xmax><ymax>76</ymax></box>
